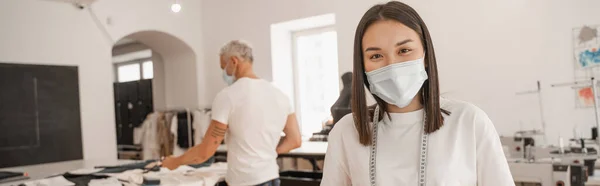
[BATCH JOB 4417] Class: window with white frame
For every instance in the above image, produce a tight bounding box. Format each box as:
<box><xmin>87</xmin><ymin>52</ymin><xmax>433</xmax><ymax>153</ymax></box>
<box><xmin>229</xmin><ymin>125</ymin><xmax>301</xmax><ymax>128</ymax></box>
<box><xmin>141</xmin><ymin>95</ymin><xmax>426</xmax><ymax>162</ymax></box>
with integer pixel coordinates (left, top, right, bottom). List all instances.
<box><xmin>116</xmin><ymin>60</ymin><xmax>153</xmax><ymax>83</ymax></box>
<box><xmin>292</xmin><ymin>27</ymin><xmax>340</xmax><ymax>137</ymax></box>
<box><xmin>142</xmin><ymin>61</ymin><xmax>154</xmax><ymax>79</ymax></box>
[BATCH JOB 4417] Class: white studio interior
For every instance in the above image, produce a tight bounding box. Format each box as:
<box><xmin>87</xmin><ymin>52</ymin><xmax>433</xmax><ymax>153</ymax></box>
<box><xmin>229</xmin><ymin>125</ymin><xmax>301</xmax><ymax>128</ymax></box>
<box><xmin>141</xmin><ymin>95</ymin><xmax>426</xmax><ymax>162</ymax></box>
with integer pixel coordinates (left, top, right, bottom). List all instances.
<box><xmin>1</xmin><ymin>0</ymin><xmax>600</xmax><ymax>186</ymax></box>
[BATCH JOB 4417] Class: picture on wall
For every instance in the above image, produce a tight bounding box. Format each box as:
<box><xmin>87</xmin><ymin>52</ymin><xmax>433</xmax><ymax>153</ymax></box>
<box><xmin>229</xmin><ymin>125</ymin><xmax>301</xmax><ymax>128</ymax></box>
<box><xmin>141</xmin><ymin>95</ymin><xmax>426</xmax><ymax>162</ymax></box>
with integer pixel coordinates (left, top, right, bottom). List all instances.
<box><xmin>577</xmin><ymin>86</ymin><xmax>595</xmax><ymax>107</ymax></box>
<box><xmin>574</xmin><ymin>25</ymin><xmax>600</xmax><ymax>68</ymax></box>
<box><xmin>572</xmin><ymin>25</ymin><xmax>600</xmax><ymax>108</ymax></box>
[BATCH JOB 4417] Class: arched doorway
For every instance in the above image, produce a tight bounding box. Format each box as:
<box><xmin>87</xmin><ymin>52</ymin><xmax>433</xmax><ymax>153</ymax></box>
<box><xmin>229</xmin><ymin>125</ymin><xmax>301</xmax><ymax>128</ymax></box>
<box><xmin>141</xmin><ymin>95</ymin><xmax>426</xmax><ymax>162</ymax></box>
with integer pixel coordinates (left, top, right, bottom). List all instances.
<box><xmin>111</xmin><ymin>30</ymin><xmax>198</xmax><ymax>159</ymax></box>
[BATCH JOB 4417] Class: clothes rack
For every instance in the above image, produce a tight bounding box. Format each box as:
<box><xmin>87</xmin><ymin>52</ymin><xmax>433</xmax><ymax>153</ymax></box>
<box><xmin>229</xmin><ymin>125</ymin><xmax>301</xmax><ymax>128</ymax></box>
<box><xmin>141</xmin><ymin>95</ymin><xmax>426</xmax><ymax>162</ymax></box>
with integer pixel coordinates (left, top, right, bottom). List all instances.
<box><xmin>156</xmin><ymin>108</ymin><xmax>211</xmax><ymax>148</ymax></box>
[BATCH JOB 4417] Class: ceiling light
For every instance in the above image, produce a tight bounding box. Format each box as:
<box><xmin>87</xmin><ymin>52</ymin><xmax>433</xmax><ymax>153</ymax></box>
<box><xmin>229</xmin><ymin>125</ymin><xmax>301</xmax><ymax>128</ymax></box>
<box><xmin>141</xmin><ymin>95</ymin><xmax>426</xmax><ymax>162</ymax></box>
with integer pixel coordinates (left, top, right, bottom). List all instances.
<box><xmin>171</xmin><ymin>2</ymin><xmax>181</xmax><ymax>13</ymax></box>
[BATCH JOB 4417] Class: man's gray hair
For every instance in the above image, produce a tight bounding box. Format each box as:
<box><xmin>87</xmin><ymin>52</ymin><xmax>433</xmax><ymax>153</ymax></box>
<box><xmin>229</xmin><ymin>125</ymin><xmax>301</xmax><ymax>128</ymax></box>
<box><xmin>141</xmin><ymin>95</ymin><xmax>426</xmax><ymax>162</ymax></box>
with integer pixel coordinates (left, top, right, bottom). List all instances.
<box><xmin>219</xmin><ymin>40</ymin><xmax>254</xmax><ymax>62</ymax></box>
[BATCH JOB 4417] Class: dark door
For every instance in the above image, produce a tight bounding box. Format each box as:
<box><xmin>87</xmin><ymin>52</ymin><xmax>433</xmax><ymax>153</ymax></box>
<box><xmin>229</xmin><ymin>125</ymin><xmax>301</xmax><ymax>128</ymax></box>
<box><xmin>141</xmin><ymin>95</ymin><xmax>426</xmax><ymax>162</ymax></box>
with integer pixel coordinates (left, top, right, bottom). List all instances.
<box><xmin>114</xmin><ymin>79</ymin><xmax>153</xmax><ymax>145</ymax></box>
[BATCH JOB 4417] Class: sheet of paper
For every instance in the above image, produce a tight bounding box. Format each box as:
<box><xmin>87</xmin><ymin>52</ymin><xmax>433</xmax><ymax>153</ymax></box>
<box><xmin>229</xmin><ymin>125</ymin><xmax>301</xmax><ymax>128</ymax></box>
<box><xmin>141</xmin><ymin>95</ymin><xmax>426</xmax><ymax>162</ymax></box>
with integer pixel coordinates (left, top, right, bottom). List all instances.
<box><xmin>22</xmin><ymin>176</ymin><xmax>74</xmax><ymax>186</ymax></box>
<box><xmin>88</xmin><ymin>177</ymin><xmax>122</xmax><ymax>186</ymax></box>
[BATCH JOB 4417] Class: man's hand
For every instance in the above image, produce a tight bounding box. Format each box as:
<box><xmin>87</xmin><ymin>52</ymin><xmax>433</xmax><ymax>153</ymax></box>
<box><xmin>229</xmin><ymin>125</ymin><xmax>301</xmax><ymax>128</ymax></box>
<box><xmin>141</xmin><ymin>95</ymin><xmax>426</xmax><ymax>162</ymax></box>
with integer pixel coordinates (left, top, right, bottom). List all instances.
<box><xmin>162</xmin><ymin>156</ymin><xmax>182</xmax><ymax>170</ymax></box>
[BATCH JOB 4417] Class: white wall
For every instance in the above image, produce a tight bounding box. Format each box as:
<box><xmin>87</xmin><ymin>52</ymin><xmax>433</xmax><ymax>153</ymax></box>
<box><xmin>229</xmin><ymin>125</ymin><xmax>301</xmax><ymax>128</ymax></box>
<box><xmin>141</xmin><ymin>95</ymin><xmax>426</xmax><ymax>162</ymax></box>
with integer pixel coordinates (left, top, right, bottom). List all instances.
<box><xmin>201</xmin><ymin>0</ymin><xmax>336</xmax><ymax>101</ymax></box>
<box><xmin>124</xmin><ymin>31</ymin><xmax>200</xmax><ymax>109</ymax></box>
<box><xmin>92</xmin><ymin>0</ymin><xmax>206</xmax><ymax>108</ymax></box>
<box><xmin>0</xmin><ymin>0</ymin><xmax>207</xmax><ymax>161</ymax></box>
<box><xmin>112</xmin><ymin>43</ymin><xmax>149</xmax><ymax>56</ymax></box>
<box><xmin>201</xmin><ymin>0</ymin><xmax>600</xmax><ymax>145</ymax></box>
<box><xmin>152</xmin><ymin>51</ymin><xmax>167</xmax><ymax>110</ymax></box>
<box><xmin>0</xmin><ymin>0</ymin><xmax>116</xmax><ymax>160</ymax></box>
<box><xmin>162</xmin><ymin>50</ymin><xmax>199</xmax><ymax>109</ymax></box>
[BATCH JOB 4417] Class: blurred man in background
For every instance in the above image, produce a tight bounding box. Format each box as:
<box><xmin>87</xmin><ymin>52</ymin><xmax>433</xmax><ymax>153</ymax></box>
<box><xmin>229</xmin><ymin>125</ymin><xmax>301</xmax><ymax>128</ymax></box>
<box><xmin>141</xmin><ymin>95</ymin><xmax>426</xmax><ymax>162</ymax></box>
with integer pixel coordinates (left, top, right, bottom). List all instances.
<box><xmin>163</xmin><ymin>40</ymin><xmax>302</xmax><ymax>186</ymax></box>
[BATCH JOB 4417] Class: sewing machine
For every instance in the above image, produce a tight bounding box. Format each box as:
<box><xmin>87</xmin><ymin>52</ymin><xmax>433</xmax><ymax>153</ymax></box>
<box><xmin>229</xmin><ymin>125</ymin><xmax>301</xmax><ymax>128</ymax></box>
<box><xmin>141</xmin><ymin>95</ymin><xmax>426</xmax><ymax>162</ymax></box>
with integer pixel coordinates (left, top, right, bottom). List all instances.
<box><xmin>501</xmin><ymin>136</ymin><xmax>536</xmax><ymax>159</ymax></box>
<box><xmin>501</xmin><ymin>130</ymin><xmax>542</xmax><ymax>159</ymax></box>
<box><xmin>503</xmin><ymin>130</ymin><xmax>598</xmax><ymax>185</ymax></box>
<box><xmin>503</xmin><ymin>139</ymin><xmax>598</xmax><ymax>178</ymax></box>
<box><xmin>530</xmin><ymin>146</ymin><xmax>598</xmax><ymax>177</ymax></box>
<box><xmin>509</xmin><ymin>159</ymin><xmax>587</xmax><ymax>186</ymax></box>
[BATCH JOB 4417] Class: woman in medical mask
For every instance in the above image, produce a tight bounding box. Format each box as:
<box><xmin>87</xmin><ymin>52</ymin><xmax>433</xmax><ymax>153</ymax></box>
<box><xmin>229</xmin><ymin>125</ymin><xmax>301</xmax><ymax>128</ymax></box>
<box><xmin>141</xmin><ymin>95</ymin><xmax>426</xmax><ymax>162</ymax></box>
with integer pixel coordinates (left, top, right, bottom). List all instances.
<box><xmin>321</xmin><ymin>2</ymin><xmax>514</xmax><ymax>186</ymax></box>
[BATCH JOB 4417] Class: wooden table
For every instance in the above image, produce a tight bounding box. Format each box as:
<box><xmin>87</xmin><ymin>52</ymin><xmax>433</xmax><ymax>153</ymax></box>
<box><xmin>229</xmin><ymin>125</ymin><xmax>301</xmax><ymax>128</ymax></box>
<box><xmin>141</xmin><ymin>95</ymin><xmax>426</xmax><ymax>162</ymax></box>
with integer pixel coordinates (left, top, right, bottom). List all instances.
<box><xmin>215</xmin><ymin>141</ymin><xmax>328</xmax><ymax>171</ymax></box>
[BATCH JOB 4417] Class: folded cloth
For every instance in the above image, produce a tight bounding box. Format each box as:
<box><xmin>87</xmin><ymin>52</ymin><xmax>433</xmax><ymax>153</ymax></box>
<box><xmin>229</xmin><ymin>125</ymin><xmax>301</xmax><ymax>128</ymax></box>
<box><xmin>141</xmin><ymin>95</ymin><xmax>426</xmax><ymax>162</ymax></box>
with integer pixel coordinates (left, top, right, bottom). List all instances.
<box><xmin>159</xmin><ymin>172</ymin><xmax>220</xmax><ymax>186</ymax></box>
<box><xmin>63</xmin><ymin>173</ymin><xmax>110</xmax><ymax>186</ymax></box>
<box><xmin>115</xmin><ymin>169</ymin><xmax>144</xmax><ymax>185</ymax></box>
<box><xmin>189</xmin><ymin>157</ymin><xmax>215</xmax><ymax>169</ymax></box>
<box><xmin>68</xmin><ymin>168</ymin><xmax>105</xmax><ymax>175</ymax></box>
<box><xmin>97</xmin><ymin>160</ymin><xmax>157</xmax><ymax>174</ymax></box>
<box><xmin>88</xmin><ymin>177</ymin><xmax>122</xmax><ymax>186</ymax></box>
<box><xmin>115</xmin><ymin>165</ymin><xmax>200</xmax><ymax>185</ymax></box>
<box><xmin>21</xmin><ymin>176</ymin><xmax>74</xmax><ymax>186</ymax></box>
<box><xmin>99</xmin><ymin>160</ymin><xmax>224</xmax><ymax>186</ymax></box>
<box><xmin>96</xmin><ymin>157</ymin><xmax>214</xmax><ymax>174</ymax></box>
<box><xmin>0</xmin><ymin>171</ymin><xmax>24</xmax><ymax>180</ymax></box>
<box><xmin>141</xmin><ymin>162</ymin><xmax>227</xmax><ymax>186</ymax></box>
<box><xmin>0</xmin><ymin>171</ymin><xmax>28</xmax><ymax>184</ymax></box>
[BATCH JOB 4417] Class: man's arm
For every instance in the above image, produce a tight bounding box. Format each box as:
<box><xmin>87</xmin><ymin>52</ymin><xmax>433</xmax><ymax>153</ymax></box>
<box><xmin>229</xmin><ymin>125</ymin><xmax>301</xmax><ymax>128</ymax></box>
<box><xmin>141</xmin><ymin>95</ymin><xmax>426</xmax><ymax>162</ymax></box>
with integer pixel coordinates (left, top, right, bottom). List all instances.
<box><xmin>163</xmin><ymin>120</ymin><xmax>227</xmax><ymax>169</ymax></box>
<box><xmin>276</xmin><ymin>113</ymin><xmax>302</xmax><ymax>154</ymax></box>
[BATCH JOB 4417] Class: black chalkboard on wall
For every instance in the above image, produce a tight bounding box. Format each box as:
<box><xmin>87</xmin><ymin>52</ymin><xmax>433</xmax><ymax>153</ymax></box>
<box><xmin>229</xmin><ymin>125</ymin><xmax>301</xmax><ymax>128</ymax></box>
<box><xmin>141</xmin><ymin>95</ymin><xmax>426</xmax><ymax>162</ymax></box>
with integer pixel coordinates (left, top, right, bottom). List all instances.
<box><xmin>0</xmin><ymin>63</ymin><xmax>83</xmax><ymax>168</ymax></box>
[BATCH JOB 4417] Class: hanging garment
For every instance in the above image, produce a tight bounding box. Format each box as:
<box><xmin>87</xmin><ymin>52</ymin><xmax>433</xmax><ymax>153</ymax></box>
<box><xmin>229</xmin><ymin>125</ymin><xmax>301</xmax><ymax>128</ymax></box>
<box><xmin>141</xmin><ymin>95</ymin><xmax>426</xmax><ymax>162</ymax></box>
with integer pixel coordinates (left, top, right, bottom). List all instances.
<box><xmin>171</xmin><ymin>116</ymin><xmax>185</xmax><ymax>156</ymax></box>
<box><xmin>164</xmin><ymin>112</ymin><xmax>177</xmax><ymax>156</ymax></box>
<box><xmin>134</xmin><ymin>113</ymin><xmax>160</xmax><ymax>160</ymax></box>
<box><xmin>176</xmin><ymin>112</ymin><xmax>194</xmax><ymax>148</ymax></box>
<box><xmin>171</xmin><ymin>110</ymin><xmax>212</xmax><ymax>156</ymax></box>
<box><xmin>193</xmin><ymin>110</ymin><xmax>211</xmax><ymax>145</ymax></box>
<box><xmin>157</xmin><ymin>113</ymin><xmax>174</xmax><ymax>157</ymax></box>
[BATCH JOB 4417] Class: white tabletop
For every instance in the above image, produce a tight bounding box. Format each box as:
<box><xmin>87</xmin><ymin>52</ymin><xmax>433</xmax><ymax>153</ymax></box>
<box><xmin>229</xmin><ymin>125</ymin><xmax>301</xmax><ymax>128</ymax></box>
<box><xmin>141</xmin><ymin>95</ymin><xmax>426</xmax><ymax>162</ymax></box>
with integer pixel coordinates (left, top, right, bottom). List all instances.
<box><xmin>588</xmin><ymin>171</ymin><xmax>600</xmax><ymax>185</ymax></box>
<box><xmin>217</xmin><ymin>141</ymin><xmax>328</xmax><ymax>156</ymax></box>
<box><xmin>0</xmin><ymin>159</ymin><xmax>137</xmax><ymax>186</ymax></box>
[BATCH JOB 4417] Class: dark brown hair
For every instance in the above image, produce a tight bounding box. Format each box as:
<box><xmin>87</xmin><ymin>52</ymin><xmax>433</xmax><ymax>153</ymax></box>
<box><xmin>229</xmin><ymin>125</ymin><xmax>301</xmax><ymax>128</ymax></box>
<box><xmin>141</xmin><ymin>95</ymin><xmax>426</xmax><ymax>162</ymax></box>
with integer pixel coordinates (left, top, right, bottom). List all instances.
<box><xmin>352</xmin><ymin>1</ymin><xmax>449</xmax><ymax>146</ymax></box>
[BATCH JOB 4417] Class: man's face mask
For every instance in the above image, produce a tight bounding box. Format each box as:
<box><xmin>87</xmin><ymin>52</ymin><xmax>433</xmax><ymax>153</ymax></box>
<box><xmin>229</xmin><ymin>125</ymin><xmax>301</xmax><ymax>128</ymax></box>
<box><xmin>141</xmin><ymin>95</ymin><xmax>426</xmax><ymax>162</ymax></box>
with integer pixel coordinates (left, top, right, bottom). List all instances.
<box><xmin>222</xmin><ymin>61</ymin><xmax>236</xmax><ymax>86</ymax></box>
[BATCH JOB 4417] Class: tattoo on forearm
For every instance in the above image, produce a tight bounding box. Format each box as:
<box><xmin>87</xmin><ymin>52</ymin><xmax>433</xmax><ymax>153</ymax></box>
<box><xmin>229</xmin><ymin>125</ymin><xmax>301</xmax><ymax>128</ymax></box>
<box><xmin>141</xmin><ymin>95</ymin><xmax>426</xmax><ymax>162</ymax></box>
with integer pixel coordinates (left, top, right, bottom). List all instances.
<box><xmin>210</xmin><ymin>126</ymin><xmax>227</xmax><ymax>138</ymax></box>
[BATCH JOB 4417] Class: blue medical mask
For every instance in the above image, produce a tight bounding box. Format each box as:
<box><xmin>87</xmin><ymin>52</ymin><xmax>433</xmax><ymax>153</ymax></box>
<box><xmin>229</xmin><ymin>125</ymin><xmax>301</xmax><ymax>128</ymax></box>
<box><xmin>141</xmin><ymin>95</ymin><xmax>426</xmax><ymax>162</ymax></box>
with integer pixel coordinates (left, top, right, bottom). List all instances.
<box><xmin>222</xmin><ymin>62</ymin><xmax>236</xmax><ymax>86</ymax></box>
<box><xmin>366</xmin><ymin>57</ymin><xmax>428</xmax><ymax>108</ymax></box>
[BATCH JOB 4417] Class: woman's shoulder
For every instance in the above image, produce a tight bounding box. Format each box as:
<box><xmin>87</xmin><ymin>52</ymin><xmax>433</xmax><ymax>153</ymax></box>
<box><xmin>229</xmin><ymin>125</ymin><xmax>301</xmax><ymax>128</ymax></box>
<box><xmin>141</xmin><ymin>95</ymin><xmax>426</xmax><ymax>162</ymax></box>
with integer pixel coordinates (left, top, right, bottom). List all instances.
<box><xmin>329</xmin><ymin>114</ymin><xmax>360</xmax><ymax>142</ymax></box>
<box><xmin>440</xmin><ymin>97</ymin><xmax>488</xmax><ymax>119</ymax></box>
<box><xmin>439</xmin><ymin>98</ymin><xmax>494</xmax><ymax>135</ymax></box>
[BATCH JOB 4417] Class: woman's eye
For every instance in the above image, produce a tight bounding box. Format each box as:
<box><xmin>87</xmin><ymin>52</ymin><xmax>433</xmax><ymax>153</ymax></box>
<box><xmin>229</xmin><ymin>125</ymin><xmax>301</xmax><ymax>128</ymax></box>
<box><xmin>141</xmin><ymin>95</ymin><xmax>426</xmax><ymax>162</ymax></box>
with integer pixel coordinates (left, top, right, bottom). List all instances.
<box><xmin>370</xmin><ymin>54</ymin><xmax>383</xmax><ymax>59</ymax></box>
<box><xmin>399</xmin><ymin>49</ymin><xmax>411</xmax><ymax>54</ymax></box>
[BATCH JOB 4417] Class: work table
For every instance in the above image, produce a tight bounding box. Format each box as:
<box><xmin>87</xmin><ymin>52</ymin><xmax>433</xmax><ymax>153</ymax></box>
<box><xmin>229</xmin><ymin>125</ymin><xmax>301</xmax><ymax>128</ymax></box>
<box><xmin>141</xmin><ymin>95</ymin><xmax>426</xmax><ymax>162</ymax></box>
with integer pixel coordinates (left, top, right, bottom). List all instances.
<box><xmin>0</xmin><ymin>159</ymin><xmax>137</xmax><ymax>186</ymax></box>
<box><xmin>216</xmin><ymin>141</ymin><xmax>328</xmax><ymax>157</ymax></box>
<box><xmin>215</xmin><ymin>141</ymin><xmax>328</xmax><ymax>171</ymax></box>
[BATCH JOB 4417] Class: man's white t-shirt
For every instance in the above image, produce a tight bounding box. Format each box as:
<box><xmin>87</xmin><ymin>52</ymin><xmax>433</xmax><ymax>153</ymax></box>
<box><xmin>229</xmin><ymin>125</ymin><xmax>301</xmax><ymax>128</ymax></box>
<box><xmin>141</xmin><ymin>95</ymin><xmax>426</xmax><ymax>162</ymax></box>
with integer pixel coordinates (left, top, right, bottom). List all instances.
<box><xmin>321</xmin><ymin>98</ymin><xmax>515</xmax><ymax>186</ymax></box>
<box><xmin>212</xmin><ymin>77</ymin><xmax>292</xmax><ymax>186</ymax></box>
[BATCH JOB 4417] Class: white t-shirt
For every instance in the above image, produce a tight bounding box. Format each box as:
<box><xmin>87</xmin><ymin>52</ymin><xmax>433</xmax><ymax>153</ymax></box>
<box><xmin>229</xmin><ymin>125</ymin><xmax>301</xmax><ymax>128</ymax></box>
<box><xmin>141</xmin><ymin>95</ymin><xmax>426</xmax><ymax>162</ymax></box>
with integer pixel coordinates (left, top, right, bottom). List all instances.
<box><xmin>321</xmin><ymin>98</ymin><xmax>514</xmax><ymax>186</ymax></box>
<box><xmin>212</xmin><ymin>78</ymin><xmax>292</xmax><ymax>186</ymax></box>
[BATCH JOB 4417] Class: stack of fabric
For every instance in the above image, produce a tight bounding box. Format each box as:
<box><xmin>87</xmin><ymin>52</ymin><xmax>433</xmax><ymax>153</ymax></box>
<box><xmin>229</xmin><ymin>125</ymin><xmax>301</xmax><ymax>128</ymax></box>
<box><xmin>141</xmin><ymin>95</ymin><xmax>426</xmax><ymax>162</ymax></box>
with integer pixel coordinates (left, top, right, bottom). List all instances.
<box><xmin>17</xmin><ymin>160</ymin><xmax>225</xmax><ymax>186</ymax></box>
